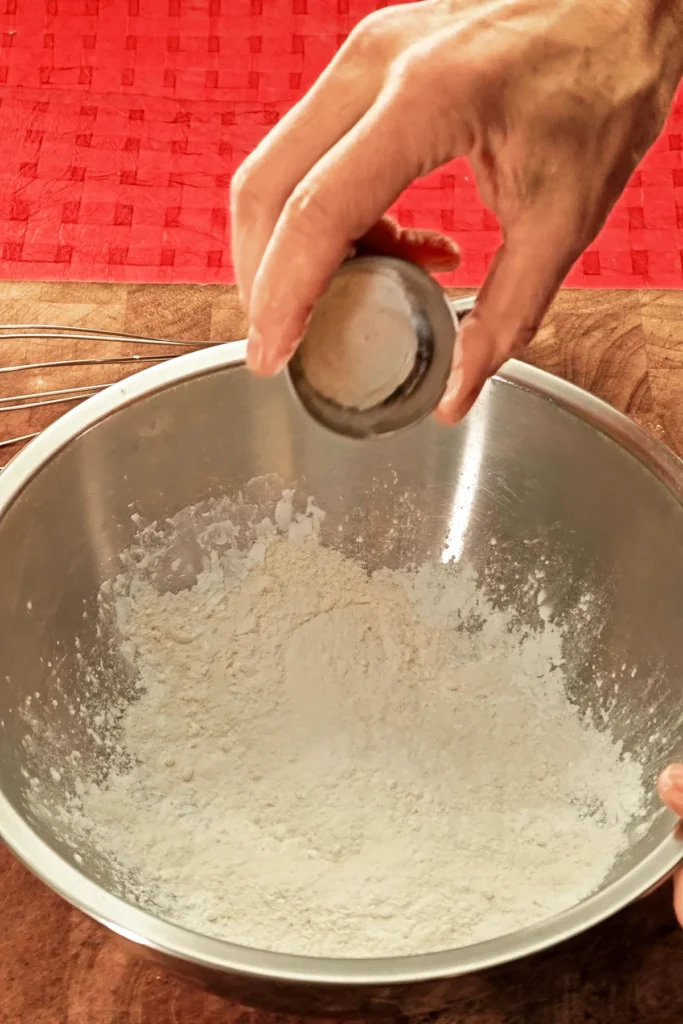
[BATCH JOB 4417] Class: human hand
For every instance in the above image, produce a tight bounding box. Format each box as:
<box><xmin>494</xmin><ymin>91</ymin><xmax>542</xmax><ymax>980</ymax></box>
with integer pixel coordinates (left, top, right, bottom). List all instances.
<box><xmin>231</xmin><ymin>0</ymin><xmax>682</xmax><ymax>422</ymax></box>
<box><xmin>657</xmin><ymin>765</ymin><xmax>683</xmax><ymax>925</ymax></box>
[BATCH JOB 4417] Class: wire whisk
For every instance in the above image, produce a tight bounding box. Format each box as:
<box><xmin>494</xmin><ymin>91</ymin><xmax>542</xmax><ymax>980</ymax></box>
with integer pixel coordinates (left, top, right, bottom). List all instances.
<box><xmin>0</xmin><ymin>324</ymin><xmax>216</xmax><ymax>468</ymax></box>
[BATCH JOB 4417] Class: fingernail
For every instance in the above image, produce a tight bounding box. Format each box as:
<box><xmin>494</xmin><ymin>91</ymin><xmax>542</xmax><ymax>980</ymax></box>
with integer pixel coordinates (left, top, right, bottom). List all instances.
<box><xmin>247</xmin><ymin>326</ymin><xmax>266</xmax><ymax>373</ymax></box>
<box><xmin>434</xmin><ymin>369</ymin><xmax>463</xmax><ymax>424</ymax></box>
<box><xmin>247</xmin><ymin>327</ymin><xmax>295</xmax><ymax>376</ymax></box>
<box><xmin>248</xmin><ymin>326</ymin><xmax>286</xmax><ymax>376</ymax></box>
<box><xmin>659</xmin><ymin>765</ymin><xmax>683</xmax><ymax>793</ymax></box>
<box><xmin>269</xmin><ymin>351</ymin><xmax>294</xmax><ymax>376</ymax></box>
<box><xmin>423</xmin><ymin>254</ymin><xmax>461</xmax><ymax>273</ymax></box>
<box><xmin>441</xmin><ymin>367</ymin><xmax>463</xmax><ymax>406</ymax></box>
<box><xmin>446</xmin><ymin>364</ymin><xmax>463</xmax><ymax>392</ymax></box>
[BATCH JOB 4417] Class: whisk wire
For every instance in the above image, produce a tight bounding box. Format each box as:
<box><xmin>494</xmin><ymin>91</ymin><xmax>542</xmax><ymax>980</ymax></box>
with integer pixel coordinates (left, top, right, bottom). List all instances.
<box><xmin>0</xmin><ymin>323</ymin><xmax>217</xmax><ymax>466</ymax></box>
<box><xmin>0</xmin><ymin>325</ymin><xmax>214</xmax><ymax>347</ymax></box>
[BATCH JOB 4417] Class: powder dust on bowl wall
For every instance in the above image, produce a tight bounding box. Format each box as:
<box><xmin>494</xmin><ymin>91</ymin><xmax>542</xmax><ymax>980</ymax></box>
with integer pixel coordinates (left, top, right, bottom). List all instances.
<box><xmin>23</xmin><ymin>486</ymin><xmax>646</xmax><ymax>960</ymax></box>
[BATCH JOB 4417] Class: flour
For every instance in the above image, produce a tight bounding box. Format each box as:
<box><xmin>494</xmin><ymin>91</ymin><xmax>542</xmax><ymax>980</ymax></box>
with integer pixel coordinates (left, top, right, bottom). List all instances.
<box><xmin>34</xmin><ymin>493</ymin><xmax>645</xmax><ymax>959</ymax></box>
<box><xmin>298</xmin><ymin>265</ymin><xmax>418</xmax><ymax>410</ymax></box>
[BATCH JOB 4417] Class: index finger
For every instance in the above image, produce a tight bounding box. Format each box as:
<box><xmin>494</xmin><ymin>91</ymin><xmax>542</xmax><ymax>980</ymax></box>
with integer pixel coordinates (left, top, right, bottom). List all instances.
<box><xmin>231</xmin><ymin>54</ymin><xmax>381</xmax><ymax>310</ymax></box>
<box><xmin>247</xmin><ymin>84</ymin><xmax>465</xmax><ymax>375</ymax></box>
<box><xmin>231</xmin><ymin>5</ymin><xmax>420</xmax><ymax>309</ymax></box>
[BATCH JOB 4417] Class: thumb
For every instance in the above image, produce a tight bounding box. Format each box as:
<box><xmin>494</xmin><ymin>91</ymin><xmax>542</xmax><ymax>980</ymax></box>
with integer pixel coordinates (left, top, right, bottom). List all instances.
<box><xmin>657</xmin><ymin>765</ymin><xmax>683</xmax><ymax>818</ymax></box>
<box><xmin>435</xmin><ymin>217</ymin><xmax>581</xmax><ymax>424</ymax></box>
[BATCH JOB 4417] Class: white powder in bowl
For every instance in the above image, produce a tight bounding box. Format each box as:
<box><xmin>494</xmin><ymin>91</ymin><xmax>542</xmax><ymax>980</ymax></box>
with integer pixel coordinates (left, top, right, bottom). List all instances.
<box><xmin>298</xmin><ymin>266</ymin><xmax>418</xmax><ymax>410</ymax></box>
<box><xmin>29</xmin><ymin>494</ymin><xmax>644</xmax><ymax>959</ymax></box>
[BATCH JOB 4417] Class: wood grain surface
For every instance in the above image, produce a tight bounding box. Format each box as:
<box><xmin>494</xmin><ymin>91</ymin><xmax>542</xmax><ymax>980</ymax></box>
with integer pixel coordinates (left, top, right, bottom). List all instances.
<box><xmin>1</xmin><ymin>283</ymin><xmax>682</xmax><ymax>1023</ymax></box>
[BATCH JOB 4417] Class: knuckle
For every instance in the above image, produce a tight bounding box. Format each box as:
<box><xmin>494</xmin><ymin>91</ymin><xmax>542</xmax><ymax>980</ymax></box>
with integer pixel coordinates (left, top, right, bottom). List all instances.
<box><xmin>389</xmin><ymin>49</ymin><xmax>434</xmax><ymax>93</ymax></box>
<box><xmin>383</xmin><ymin>46</ymin><xmax>465</xmax><ymax>171</ymax></box>
<box><xmin>343</xmin><ymin>8</ymin><xmax>394</xmax><ymax>61</ymax></box>
<box><xmin>388</xmin><ymin>37</ymin><xmax>463</xmax><ymax>103</ymax></box>
<box><xmin>284</xmin><ymin>184</ymin><xmax>333</xmax><ymax>236</ymax></box>
<box><xmin>230</xmin><ymin>158</ymin><xmax>264</xmax><ymax>217</ymax></box>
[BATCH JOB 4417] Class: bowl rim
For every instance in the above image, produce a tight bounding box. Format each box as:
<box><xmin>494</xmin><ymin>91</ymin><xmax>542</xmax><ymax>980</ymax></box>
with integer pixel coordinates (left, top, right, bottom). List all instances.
<box><xmin>0</xmin><ymin>333</ymin><xmax>682</xmax><ymax>986</ymax></box>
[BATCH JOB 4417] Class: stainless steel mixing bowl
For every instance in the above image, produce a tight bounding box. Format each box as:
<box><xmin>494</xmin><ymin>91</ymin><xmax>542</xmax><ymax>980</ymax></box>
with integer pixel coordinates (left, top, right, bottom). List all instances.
<box><xmin>0</xmin><ymin>331</ymin><xmax>682</xmax><ymax>1018</ymax></box>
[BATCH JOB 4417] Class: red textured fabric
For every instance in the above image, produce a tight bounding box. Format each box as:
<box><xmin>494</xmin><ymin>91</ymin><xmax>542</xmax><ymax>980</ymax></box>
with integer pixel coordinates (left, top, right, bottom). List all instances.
<box><xmin>0</xmin><ymin>0</ymin><xmax>680</xmax><ymax>287</ymax></box>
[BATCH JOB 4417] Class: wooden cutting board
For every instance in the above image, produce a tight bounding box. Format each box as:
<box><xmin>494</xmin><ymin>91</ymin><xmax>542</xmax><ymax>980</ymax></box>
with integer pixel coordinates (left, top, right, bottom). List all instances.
<box><xmin>0</xmin><ymin>283</ymin><xmax>682</xmax><ymax>1023</ymax></box>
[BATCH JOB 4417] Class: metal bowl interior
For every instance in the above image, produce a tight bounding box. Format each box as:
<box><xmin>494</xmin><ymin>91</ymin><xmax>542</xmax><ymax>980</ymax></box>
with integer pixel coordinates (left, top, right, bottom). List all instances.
<box><xmin>0</xmin><ymin>342</ymin><xmax>682</xmax><ymax>1014</ymax></box>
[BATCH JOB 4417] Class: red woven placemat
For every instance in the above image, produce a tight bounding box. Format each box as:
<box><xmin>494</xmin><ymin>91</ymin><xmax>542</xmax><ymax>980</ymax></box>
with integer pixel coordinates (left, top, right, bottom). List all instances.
<box><xmin>0</xmin><ymin>0</ymin><xmax>680</xmax><ymax>287</ymax></box>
